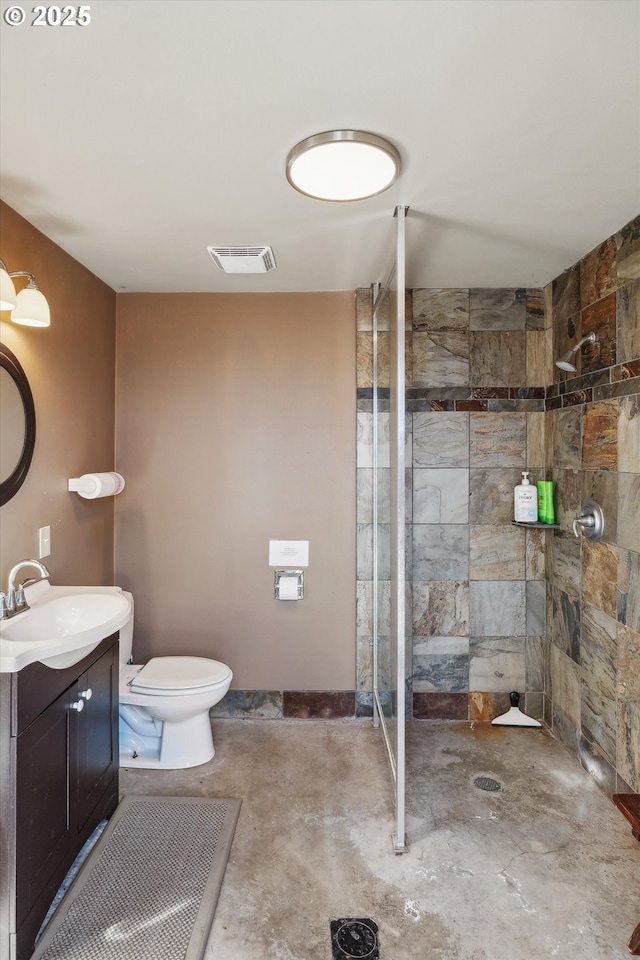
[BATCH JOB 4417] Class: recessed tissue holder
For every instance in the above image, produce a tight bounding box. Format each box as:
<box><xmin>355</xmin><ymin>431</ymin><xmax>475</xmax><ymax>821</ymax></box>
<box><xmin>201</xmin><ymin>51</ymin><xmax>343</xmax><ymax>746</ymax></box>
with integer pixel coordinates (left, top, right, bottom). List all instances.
<box><xmin>274</xmin><ymin>570</ymin><xmax>304</xmax><ymax>600</ymax></box>
<box><xmin>572</xmin><ymin>500</ymin><xmax>604</xmax><ymax>542</ymax></box>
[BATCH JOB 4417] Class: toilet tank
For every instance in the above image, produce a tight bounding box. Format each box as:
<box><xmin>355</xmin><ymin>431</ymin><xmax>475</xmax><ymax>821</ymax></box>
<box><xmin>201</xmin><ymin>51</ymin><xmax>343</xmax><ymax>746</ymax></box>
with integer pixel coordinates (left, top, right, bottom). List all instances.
<box><xmin>119</xmin><ymin>591</ymin><xmax>134</xmax><ymax>665</ymax></box>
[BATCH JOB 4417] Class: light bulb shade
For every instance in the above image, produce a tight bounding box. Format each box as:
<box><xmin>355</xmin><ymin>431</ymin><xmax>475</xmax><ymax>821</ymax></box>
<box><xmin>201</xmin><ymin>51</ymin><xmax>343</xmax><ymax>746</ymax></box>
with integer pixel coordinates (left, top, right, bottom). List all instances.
<box><xmin>0</xmin><ymin>266</ymin><xmax>17</xmax><ymax>311</ymax></box>
<box><xmin>12</xmin><ymin>287</ymin><xmax>50</xmax><ymax>327</ymax></box>
<box><xmin>286</xmin><ymin>130</ymin><xmax>401</xmax><ymax>201</ymax></box>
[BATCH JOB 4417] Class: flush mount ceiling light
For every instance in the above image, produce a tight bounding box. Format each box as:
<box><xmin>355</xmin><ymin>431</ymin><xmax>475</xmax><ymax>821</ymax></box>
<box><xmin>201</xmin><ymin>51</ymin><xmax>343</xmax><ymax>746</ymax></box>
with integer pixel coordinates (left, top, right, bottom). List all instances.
<box><xmin>286</xmin><ymin>130</ymin><xmax>401</xmax><ymax>201</ymax></box>
<box><xmin>0</xmin><ymin>259</ymin><xmax>51</xmax><ymax>327</ymax></box>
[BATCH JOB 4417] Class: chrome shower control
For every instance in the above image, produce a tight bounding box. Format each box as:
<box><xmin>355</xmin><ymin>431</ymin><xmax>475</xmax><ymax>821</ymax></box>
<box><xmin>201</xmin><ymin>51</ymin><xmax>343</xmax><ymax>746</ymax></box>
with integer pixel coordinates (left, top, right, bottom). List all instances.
<box><xmin>572</xmin><ymin>500</ymin><xmax>604</xmax><ymax>542</ymax></box>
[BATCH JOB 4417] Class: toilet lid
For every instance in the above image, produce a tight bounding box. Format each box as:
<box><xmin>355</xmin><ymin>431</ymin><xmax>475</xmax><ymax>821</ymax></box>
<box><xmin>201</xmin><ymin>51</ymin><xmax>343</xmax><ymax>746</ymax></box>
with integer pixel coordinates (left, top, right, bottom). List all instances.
<box><xmin>130</xmin><ymin>656</ymin><xmax>232</xmax><ymax>691</ymax></box>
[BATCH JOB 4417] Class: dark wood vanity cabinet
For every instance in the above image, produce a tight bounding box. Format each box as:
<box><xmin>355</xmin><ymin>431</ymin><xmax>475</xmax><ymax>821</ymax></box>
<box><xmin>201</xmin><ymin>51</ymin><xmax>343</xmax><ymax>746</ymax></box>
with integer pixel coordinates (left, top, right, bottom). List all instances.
<box><xmin>0</xmin><ymin>634</ymin><xmax>119</xmax><ymax>960</ymax></box>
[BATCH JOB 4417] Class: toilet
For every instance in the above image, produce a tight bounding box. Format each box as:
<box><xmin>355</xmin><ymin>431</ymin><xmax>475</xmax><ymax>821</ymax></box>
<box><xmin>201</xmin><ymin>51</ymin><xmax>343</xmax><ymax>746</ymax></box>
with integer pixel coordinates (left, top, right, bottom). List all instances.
<box><xmin>118</xmin><ymin>593</ymin><xmax>232</xmax><ymax>769</ymax></box>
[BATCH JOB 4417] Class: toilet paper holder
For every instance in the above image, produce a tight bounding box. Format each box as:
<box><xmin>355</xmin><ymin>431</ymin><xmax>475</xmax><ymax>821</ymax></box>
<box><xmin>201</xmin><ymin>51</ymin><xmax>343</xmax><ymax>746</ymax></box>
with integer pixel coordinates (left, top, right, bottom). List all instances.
<box><xmin>274</xmin><ymin>570</ymin><xmax>304</xmax><ymax>600</ymax></box>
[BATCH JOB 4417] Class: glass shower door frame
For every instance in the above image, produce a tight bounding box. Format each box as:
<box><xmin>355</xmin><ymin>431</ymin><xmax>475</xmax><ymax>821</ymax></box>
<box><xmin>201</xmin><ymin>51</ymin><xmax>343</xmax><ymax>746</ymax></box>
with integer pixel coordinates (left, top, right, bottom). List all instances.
<box><xmin>373</xmin><ymin>206</ymin><xmax>407</xmax><ymax>854</ymax></box>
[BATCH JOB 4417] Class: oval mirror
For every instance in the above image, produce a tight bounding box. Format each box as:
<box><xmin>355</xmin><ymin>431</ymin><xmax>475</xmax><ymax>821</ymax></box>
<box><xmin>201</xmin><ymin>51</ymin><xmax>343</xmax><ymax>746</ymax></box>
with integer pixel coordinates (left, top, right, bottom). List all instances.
<box><xmin>0</xmin><ymin>343</ymin><xmax>36</xmax><ymax>505</ymax></box>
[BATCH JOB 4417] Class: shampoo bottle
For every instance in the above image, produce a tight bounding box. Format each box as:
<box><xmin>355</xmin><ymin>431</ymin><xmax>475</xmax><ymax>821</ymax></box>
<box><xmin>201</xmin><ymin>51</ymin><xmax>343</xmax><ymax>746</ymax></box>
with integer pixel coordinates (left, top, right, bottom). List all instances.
<box><xmin>514</xmin><ymin>471</ymin><xmax>538</xmax><ymax>523</ymax></box>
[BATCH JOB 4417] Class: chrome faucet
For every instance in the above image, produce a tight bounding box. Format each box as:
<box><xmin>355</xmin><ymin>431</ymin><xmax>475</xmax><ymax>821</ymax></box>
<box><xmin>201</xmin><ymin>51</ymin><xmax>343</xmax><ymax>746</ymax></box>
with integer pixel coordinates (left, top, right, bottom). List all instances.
<box><xmin>0</xmin><ymin>559</ymin><xmax>51</xmax><ymax>620</ymax></box>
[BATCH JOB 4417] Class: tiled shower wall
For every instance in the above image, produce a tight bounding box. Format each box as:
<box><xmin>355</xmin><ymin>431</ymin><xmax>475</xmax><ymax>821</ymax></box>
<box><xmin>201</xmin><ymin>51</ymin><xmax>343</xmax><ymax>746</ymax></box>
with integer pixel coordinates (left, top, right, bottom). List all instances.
<box><xmin>356</xmin><ymin>286</ymin><xmax>548</xmax><ymax>725</ymax></box>
<box><xmin>356</xmin><ymin>212</ymin><xmax>639</xmax><ymax>796</ymax></box>
<box><xmin>545</xmin><ymin>214</ymin><xmax>639</xmax><ymax>794</ymax></box>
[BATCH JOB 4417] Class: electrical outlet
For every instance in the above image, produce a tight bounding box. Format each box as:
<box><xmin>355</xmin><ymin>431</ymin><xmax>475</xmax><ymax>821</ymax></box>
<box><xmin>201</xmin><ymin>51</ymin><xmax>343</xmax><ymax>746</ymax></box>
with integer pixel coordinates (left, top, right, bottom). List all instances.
<box><xmin>38</xmin><ymin>525</ymin><xmax>51</xmax><ymax>559</ymax></box>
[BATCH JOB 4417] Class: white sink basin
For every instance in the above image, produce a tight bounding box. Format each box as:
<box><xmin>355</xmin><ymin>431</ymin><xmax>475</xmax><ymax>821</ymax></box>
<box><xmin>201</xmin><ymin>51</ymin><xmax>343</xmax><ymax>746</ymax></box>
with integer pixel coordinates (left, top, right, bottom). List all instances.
<box><xmin>0</xmin><ymin>582</ymin><xmax>131</xmax><ymax>672</ymax></box>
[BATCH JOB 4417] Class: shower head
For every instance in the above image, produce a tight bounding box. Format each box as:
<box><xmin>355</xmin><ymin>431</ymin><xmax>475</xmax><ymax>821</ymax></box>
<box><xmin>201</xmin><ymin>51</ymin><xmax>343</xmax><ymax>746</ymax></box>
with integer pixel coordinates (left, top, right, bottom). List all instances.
<box><xmin>555</xmin><ymin>331</ymin><xmax>596</xmax><ymax>372</ymax></box>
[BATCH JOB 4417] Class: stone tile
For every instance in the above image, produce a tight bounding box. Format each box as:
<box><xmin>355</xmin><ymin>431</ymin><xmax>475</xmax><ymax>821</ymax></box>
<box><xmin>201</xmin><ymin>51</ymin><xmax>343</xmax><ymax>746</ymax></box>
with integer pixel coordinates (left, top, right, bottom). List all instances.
<box><xmin>617</xmin><ymin>277</ymin><xmax>640</xmax><ymax>363</ymax></box>
<box><xmin>582</xmin><ymin>469</ymin><xmax>618</xmax><ymax>545</ymax></box>
<box><xmin>413</xmin><ymin>692</ymin><xmax>468</xmax><ymax>720</ymax></box>
<box><xmin>580</xmin><ymin>236</ymin><xmax>617</xmax><ymax>308</ymax></box>
<box><xmin>357</xmin><ymin>412</ymin><xmax>374</xmax><ymax>468</ymax></box>
<box><xmin>468</xmin><ymin>691</ymin><xmax>511</xmax><ymax>722</ymax></box>
<box><xmin>469</xmin><ymin>581</ymin><xmax>526</xmax><ymax>636</ymax></box>
<box><xmin>525</xmin><ymin>528</ymin><xmax>546</xmax><ymax>580</ymax></box>
<box><xmin>582</xmin><ymin>539</ymin><xmax>618</xmax><ymax>619</ymax></box>
<box><xmin>412</xmin><ymin>411</ymin><xmax>469</xmax><ymax>467</ymax></box>
<box><xmin>356</xmin><ymin>468</ymin><xmax>373</xmax><ymax>523</ymax></box>
<box><xmin>412</xmin><ymin>636</ymin><xmax>470</xmax><ymax>656</ymax></box>
<box><xmin>618</xmin><ymin>548</ymin><xmax>640</xmax><ymax>632</ymax></box>
<box><xmin>356</xmin><ymin>331</ymin><xmax>373</xmax><ymax>388</ymax></box>
<box><xmin>356</xmin><ymin>523</ymin><xmax>373</xmax><ymax>580</ymax></box>
<box><xmin>550</xmin><ymin>532</ymin><xmax>581</xmax><ymax>598</ymax></box>
<box><xmin>617</xmin><ymin>622</ymin><xmax>640</xmax><ymax>704</ymax></box>
<box><xmin>412</xmin><ymin>288</ymin><xmax>469</xmax><ymax>330</ymax></box>
<box><xmin>582</xmin><ymin>399</ymin><xmax>618</xmax><ymax>469</ymax></box>
<box><xmin>551</xmin><ymin>407</ymin><xmax>582</xmax><ymax>469</ymax></box>
<box><xmin>412</xmin><ymin>330</ymin><xmax>469</xmax><ymax>387</ymax></box>
<box><xmin>551</xmin><ymin>468</ymin><xmax>580</xmax><ymax>531</ymax></box>
<box><xmin>550</xmin><ymin>644</ymin><xmax>581</xmax><ymax>728</ymax></box>
<box><xmin>355</xmin><ymin>635</ymin><xmax>373</xmax><ymax>690</ymax></box>
<box><xmin>411</xmin><ymin>652</ymin><xmax>470</xmax><ymax>693</ymax></box>
<box><xmin>525</xmin><ymin>635</ymin><xmax>545</xmax><ymax>690</ymax></box>
<box><xmin>525</xmin><ymin>690</ymin><xmax>544</xmax><ymax>720</ymax></box>
<box><xmin>552</xmin><ymin>588</ymin><xmax>581</xmax><ymax>663</ymax></box>
<box><xmin>581</xmin><ymin>604</ymin><xmax>617</xmax><ymax>762</ymax></box>
<box><xmin>412</xmin><ymin>580</ymin><xmax>469</xmax><ymax>636</ymax></box>
<box><xmin>469</xmin><ymin>524</ymin><xmax>524</xmax><ymax>580</ymax></box>
<box><xmin>579</xmin><ymin>736</ymin><xmax>617</xmax><ymax>797</ymax></box>
<box><xmin>469</xmin><ymin>288</ymin><xmax>527</xmax><ymax>330</ymax></box>
<box><xmin>617</xmin><ymin>697</ymin><xmax>640</xmax><ymax>792</ymax></box>
<box><xmin>618</xmin><ymin>473</ymin><xmax>640</xmax><ymax>552</ymax></box>
<box><xmin>526</xmin><ymin>580</ymin><xmax>546</xmax><ymax>636</ymax></box>
<box><xmin>526</xmin><ymin>330</ymin><xmax>546</xmax><ymax>386</ymax></box>
<box><xmin>469</xmin><ymin>413</ymin><xmax>527</xmax><ymax>468</ymax></box>
<box><xmin>615</xmin><ymin>213</ymin><xmax>640</xmax><ymax>265</ymax></box>
<box><xmin>469</xmin><ymin>636</ymin><xmax>526</xmax><ymax>693</ymax></box>
<box><xmin>552</xmin><ymin>264</ymin><xmax>581</xmax><ymax>323</ymax></box>
<box><xmin>469</xmin><ymin>330</ymin><xmax>526</xmax><ymax>387</ymax></box>
<box><xmin>357</xmin><ymin>580</ymin><xmax>373</xmax><ymax>637</ymax></box>
<box><xmin>211</xmin><ymin>690</ymin><xmax>283</xmax><ymax>719</ymax></box>
<box><xmin>356</xmin><ymin>287</ymin><xmax>373</xmax><ymax>331</ymax></box>
<box><xmin>582</xmin><ymin>294</ymin><xmax>617</xmax><ymax>372</ymax></box>
<box><xmin>412</xmin><ymin>524</ymin><xmax>469</xmax><ymax>580</ymax></box>
<box><xmin>526</xmin><ymin>289</ymin><xmax>545</xmax><ymax>330</ymax></box>
<box><xmin>618</xmin><ymin>394</ymin><xmax>640</xmax><ymax>472</ymax></box>
<box><xmin>413</xmin><ymin>468</ymin><xmax>469</xmax><ymax>523</ymax></box>
<box><xmin>283</xmin><ymin>691</ymin><xmax>355</xmax><ymax>719</ymax></box>
<box><xmin>469</xmin><ymin>468</ymin><xmax>523</xmax><ymax>524</ymax></box>
<box><xmin>526</xmin><ymin>413</ymin><xmax>546</xmax><ymax>480</ymax></box>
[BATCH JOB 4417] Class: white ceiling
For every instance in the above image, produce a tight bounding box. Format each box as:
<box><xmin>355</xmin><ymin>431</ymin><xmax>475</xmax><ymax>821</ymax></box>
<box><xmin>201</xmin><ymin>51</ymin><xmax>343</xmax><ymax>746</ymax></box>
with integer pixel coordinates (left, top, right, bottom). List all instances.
<box><xmin>1</xmin><ymin>0</ymin><xmax>639</xmax><ymax>293</ymax></box>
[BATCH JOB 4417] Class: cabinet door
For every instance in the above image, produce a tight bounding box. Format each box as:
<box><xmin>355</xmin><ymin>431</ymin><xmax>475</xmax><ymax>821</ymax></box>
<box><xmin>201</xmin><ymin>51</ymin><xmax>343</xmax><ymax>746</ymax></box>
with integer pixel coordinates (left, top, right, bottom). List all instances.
<box><xmin>76</xmin><ymin>642</ymin><xmax>118</xmax><ymax>831</ymax></box>
<box><xmin>15</xmin><ymin>688</ymin><xmax>73</xmax><ymax>926</ymax></box>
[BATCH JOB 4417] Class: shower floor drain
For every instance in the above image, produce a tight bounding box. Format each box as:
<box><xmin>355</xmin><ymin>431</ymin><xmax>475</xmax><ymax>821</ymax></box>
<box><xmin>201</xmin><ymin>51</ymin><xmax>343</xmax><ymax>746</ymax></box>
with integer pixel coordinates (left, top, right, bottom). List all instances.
<box><xmin>330</xmin><ymin>918</ymin><xmax>379</xmax><ymax>959</ymax></box>
<box><xmin>474</xmin><ymin>776</ymin><xmax>501</xmax><ymax>792</ymax></box>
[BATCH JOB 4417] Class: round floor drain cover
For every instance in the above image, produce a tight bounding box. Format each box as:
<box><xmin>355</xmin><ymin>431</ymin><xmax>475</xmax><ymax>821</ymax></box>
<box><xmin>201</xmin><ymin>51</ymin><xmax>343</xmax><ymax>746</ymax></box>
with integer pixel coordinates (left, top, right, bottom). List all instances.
<box><xmin>474</xmin><ymin>776</ymin><xmax>501</xmax><ymax>791</ymax></box>
<box><xmin>331</xmin><ymin>918</ymin><xmax>379</xmax><ymax>959</ymax></box>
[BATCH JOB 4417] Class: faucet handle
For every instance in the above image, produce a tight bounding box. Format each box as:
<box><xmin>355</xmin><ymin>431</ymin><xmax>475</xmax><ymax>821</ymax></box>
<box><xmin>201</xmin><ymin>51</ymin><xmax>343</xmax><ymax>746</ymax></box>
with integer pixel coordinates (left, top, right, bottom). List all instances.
<box><xmin>0</xmin><ymin>593</ymin><xmax>7</xmax><ymax>620</ymax></box>
<box><xmin>15</xmin><ymin>585</ymin><xmax>30</xmax><ymax>612</ymax></box>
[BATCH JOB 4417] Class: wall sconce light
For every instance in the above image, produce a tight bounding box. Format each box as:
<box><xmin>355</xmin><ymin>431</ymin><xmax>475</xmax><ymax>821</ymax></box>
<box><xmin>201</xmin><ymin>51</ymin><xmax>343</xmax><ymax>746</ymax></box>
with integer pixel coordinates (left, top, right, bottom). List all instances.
<box><xmin>286</xmin><ymin>130</ymin><xmax>401</xmax><ymax>201</ymax></box>
<box><xmin>0</xmin><ymin>259</ymin><xmax>51</xmax><ymax>327</ymax></box>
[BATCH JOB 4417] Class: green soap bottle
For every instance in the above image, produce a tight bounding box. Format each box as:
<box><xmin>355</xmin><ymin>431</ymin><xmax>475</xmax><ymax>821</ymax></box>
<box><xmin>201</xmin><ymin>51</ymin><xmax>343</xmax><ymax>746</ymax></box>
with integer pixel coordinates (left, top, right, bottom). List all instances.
<box><xmin>537</xmin><ymin>481</ymin><xmax>555</xmax><ymax>524</ymax></box>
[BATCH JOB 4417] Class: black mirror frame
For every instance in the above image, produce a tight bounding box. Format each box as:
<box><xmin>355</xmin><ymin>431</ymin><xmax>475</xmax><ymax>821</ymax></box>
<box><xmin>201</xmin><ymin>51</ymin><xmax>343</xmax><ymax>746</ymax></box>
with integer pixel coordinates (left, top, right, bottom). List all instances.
<box><xmin>0</xmin><ymin>343</ymin><xmax>36</xmax><ymax>506</ymax></box>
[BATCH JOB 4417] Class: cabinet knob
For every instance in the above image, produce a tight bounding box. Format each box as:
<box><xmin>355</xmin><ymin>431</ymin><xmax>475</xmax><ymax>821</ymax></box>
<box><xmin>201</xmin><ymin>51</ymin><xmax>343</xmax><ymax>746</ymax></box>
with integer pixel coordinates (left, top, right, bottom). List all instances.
<box><xmin>80</xmin><ymin>688</ymin><xmax>93</xmax><ymax>701</ymax></box>
<box><xmin>70</xmin><ymin>699</ymin><xmax>84</xmax><ymax>712</ymax></box>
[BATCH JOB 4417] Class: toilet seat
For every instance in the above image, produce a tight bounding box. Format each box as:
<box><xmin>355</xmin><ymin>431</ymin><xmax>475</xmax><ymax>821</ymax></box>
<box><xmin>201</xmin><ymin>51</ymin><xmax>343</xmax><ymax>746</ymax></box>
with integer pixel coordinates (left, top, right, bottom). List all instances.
<box><xmin>130</xmin><ymin>656</ymin><xmax>232</xmax><ymax>693</ymax></box>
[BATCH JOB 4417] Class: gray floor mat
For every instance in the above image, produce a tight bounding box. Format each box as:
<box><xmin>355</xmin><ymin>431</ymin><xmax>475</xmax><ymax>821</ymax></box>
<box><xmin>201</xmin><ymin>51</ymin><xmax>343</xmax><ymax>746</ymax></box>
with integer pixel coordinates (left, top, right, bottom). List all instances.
<box><xmin>32</xmin><ymin>794</ymin><xmax>242</xmax><ymax>960</ymax></box>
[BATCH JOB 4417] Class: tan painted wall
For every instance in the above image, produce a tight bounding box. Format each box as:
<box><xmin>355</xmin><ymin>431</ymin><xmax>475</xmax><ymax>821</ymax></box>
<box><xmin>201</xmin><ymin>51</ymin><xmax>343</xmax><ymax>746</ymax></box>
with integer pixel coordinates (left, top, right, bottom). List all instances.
<box><xmin>0</xmin><ymin>202</ymin><xmax>117</xmax><ymax>586</ymax></box>
<box><xmin>115</xmin><ymin>292</ymin><xmax>356</xmax><ymax>691</ymax></box>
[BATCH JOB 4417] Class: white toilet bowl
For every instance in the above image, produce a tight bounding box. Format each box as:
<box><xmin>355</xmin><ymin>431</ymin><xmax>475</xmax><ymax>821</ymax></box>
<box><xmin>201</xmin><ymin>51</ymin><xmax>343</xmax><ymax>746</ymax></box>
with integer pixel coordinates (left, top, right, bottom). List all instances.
<box><xmin>118</xmin><ymin>594</ymin><xmax>232</xmax><ymax>769</ymax></box>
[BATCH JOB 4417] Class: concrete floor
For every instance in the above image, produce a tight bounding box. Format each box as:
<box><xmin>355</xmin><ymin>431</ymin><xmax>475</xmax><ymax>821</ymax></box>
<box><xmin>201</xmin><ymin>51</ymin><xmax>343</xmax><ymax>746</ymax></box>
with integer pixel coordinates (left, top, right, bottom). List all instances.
<box><xmin>120</xmin><ymin>719</ymin><xmax>640</xmax><ymax>960</ymax></box>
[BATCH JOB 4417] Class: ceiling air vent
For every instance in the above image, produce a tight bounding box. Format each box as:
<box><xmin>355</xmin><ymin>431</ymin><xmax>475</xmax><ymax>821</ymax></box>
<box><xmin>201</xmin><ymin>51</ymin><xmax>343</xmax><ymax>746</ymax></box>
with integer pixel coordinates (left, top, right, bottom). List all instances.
<box><xmin>207</xmin><ymin>246</ymin><xmax>276</xmax><ymax>274</ymax></box>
